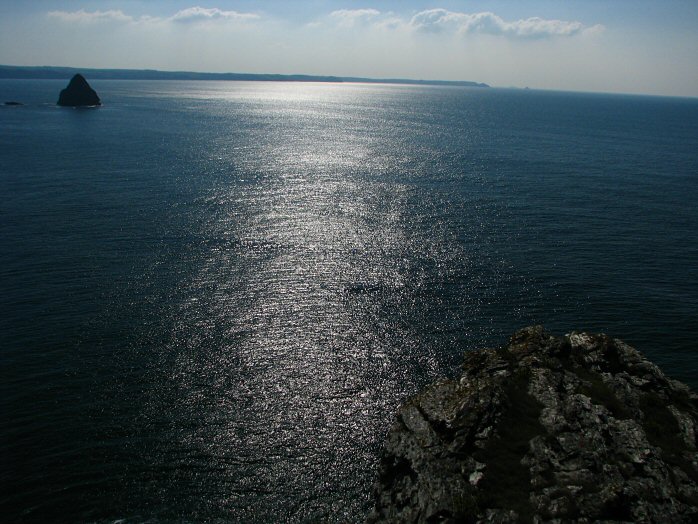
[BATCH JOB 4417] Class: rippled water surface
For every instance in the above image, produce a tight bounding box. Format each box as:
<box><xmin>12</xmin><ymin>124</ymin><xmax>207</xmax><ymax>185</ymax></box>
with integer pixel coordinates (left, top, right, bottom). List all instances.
<box><xmin>1</xmin><ymin>80</ymin><xmax>698</xmax><ymax>521</ymax></box>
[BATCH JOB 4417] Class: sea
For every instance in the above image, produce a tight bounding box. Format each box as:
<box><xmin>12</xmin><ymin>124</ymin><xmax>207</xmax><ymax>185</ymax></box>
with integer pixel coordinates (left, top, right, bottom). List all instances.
<box><xmin>1</xmin><ymin>79</ymin><xmax>697</xmax><ymax>522</ymax></box>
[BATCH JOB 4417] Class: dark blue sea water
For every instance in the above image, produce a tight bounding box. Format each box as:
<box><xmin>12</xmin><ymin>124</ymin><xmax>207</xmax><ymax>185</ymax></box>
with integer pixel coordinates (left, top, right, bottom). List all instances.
<box><xmin>1</xmin><ymin>79</ymin><xmax>697</xmax><ymax>522</ymax></box>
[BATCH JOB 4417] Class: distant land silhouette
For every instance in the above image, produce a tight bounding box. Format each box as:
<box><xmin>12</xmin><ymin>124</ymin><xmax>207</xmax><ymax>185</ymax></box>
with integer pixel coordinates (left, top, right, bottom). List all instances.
<box><xmin>0</xmin><ymin>65</ymin><xmax>489</xmax><ymax>88</ymax></box>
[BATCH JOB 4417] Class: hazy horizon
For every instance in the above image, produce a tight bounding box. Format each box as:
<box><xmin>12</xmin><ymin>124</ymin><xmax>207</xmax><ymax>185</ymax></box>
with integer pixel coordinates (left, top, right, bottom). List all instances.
<box><xmin>1</xmin><ymin>1</ymin><xmax>697</xmax><ymax>98</ymax></box>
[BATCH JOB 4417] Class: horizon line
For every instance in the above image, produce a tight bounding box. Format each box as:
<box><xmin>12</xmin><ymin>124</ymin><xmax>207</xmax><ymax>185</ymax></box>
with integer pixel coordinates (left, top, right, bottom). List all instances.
<box><xmin>0</xmin><ymin>64</ymin><xmax>490</xmax><ymax>89</ymax></box>
<box><xmin>2</xmin><ymin>64</ymin><xmax>697</xmax><ymax>100</ymax></box>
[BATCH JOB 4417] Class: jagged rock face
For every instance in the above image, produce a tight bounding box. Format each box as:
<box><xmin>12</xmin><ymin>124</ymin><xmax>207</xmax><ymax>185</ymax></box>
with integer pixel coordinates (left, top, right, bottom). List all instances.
<box><xmin>57</xmin><ymin>74</ymin><xmax>101</xmax><ymax>107</ymax></box>
<box><xmin>369</xmin><ymin>326</ymin><xmax>698</xmax><ymax>523</ymax></box>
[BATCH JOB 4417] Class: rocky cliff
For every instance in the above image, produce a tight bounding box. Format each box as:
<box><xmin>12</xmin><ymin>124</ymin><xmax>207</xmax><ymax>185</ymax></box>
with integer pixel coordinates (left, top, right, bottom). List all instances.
<box><xmin>369</xmin><ymin>326</ymin><xmax>698</xmax><ymax>523</ymax></box>
<box><xmin>57</xmin><ymin>74</ymin><xmax>101</xmax><ymax>107</ymax></box>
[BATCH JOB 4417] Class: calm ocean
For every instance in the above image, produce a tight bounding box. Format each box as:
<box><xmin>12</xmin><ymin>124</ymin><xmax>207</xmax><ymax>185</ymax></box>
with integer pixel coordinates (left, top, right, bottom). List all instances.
<box><xmin>1</xmin><ymin>79</ymin><xmax>697</xmax><ymax>522</ymax></box>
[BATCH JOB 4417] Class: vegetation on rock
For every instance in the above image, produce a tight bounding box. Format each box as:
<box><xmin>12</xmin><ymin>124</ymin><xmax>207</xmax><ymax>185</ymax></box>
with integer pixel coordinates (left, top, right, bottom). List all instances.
<box><xmin>369</xmin><ymin>326</ymin><xmax>698</xmax><ymax>523</ymax></box>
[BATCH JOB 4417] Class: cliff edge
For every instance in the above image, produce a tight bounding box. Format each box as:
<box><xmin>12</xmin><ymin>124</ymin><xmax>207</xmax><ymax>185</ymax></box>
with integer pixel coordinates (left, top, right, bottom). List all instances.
<box><xmin>369</xmin><ymin>326</ymin><xmax>698</xmax><ymax>523</ymax></box>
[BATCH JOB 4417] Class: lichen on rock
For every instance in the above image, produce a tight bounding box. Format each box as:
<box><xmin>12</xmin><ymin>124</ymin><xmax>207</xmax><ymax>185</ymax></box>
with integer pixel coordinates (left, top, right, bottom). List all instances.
<box><xmin>368</xmin><ymin>326</ymin><xmax>698</xmax><ymax>523</ymax></box>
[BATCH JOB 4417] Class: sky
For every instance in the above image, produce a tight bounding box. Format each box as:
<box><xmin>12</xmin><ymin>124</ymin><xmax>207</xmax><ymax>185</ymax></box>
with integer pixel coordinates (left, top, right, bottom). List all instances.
<box><xmin>1</xmin><ymin>1</ymin><xmax>697</xmax><ymax>97</ymax></box>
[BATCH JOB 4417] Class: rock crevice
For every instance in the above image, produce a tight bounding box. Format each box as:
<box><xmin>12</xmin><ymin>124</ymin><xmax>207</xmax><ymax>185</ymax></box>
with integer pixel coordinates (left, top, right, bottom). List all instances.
<box><xmin>369</xmin><ymin>326</ymin><xmax>698</xmax><ymax>523</ymax></box>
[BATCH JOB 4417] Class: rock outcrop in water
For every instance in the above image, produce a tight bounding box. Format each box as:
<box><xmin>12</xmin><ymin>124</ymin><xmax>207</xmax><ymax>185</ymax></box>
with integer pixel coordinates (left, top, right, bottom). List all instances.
<box><xmin>57</xmin><ymin>74</ymin><xmax>101</xmax><ymax>107</ymax></box>
<box><xmin>369</xmin><ymin>326</ymin><xmax>698</xmax><ymax>523</ymax></box>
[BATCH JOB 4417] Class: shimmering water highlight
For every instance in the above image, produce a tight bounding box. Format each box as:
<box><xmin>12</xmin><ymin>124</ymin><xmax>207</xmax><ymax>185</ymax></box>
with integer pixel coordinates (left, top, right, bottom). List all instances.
<box><xmin>1</xmin><ymin>80</ymin><xmax>697</xmax><ymax>521</ymax></box>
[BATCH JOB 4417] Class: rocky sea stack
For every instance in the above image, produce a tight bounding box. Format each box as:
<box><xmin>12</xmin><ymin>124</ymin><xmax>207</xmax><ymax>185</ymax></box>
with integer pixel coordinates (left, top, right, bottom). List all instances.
<box><xmin>369</xmin><ymin>326</ymin><xmax>698</xmax><ymax>523</ymax></box>
<box><xmin>57</xmin><ymin>74</ymin><xmax>101</xmax><ymax>107</ymax></box>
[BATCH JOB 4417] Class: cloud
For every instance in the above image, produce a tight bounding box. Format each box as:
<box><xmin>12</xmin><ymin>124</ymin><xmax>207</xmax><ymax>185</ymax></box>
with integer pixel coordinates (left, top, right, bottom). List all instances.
<box><xmin>170</xmin><ymin>7</ymin><xmax>259</xmax><ymax>23</ymax></box>
<box><xmin>47</xmin><ymin>6</ymin><xmax>599</xmax><ymax>42</ymax></box>
<box><xmin>47</xmin><ymin>9</ymin><xmax>133</xmax><ymax>23</ymax></box>
<box><xmin>409</xmin><ymin>9</ymin><xmax>588</xmax><ymax>38</ymax></box>
<box><xmin>583</xmin><ymin>24</ymin><xmax>606</xmax><ymax>36</ymax></box>
<box><xmin>47</xmin><ymin>6</ymin><xmax>259</xmax><ymax>25</ymax></box>
<box><xmin>329</xmin><ymin>9</ymin><xmax>380</xmax><ymax>27</ymax></box>
<box><xmin>317</xmin><ymin>8</ymin><xmax>596</xmax><ymax>39</ymax></box>
<box><xmin>408</xmin><ymin>9</ymin><xmax>463</xmax><ymax>33</ymax></box>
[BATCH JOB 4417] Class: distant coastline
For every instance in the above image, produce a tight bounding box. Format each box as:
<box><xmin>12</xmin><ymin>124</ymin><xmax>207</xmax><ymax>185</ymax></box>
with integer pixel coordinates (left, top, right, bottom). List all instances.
<box><xmin>0</xmin><ymin>64</ymin><xmax>489</xmax><ymax>88</ymax></box>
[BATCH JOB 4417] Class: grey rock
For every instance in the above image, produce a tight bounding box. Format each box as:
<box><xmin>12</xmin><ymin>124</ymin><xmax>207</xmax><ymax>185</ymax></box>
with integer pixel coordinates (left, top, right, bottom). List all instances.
<box><xmin>57</xmin><ymin>74</ymin><xmax>101</xmax><ymax>107</ymax></box>
<box><xmin>369</xmin><ymin>326</ymin><xmax>698</xmax><ymax>523</ymax></box>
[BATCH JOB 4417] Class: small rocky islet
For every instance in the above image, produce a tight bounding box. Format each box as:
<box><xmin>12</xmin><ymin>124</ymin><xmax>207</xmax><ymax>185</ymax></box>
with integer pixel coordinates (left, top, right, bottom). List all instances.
<box><xmin>369</xmin><ymin>326</ymin><xmax>698</xmax><ymax>523</ymax></box>
<box><xmin>57</xmin><ymin>73</ymin><xmax>100</xmax><ymax>107</ymax></box>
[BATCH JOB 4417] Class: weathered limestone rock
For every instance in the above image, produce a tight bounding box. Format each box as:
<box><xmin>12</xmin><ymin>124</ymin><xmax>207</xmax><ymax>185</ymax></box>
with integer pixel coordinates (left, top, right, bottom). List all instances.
<box><xmin>57</xmin><ymin>74</ymin><xmax>101</xmax><ymax>107</ymax></box>
<box><xmin>369</xmin><ymin>326</ymin><xmax>698</xmax><ymax>523</ymax></box>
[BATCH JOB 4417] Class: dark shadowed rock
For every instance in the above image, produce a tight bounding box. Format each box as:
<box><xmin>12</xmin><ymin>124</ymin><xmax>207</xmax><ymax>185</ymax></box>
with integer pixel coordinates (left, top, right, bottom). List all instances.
<box><xmin>57</xmin><ymin>74</ymin><xmax>101</xmax><ymax>107</ymax></box>
<box><xmin>369</xmin><ymin>326</ymin><xmax>698</xmax><ymax>523</ymax></box>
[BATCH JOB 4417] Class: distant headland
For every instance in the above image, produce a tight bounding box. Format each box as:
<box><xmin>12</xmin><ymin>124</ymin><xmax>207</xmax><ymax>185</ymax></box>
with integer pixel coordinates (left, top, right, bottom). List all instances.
<box><xmin>0</xmin><ymin>65</ymin><xmax>489</xmax><ymax>88</ymax></box>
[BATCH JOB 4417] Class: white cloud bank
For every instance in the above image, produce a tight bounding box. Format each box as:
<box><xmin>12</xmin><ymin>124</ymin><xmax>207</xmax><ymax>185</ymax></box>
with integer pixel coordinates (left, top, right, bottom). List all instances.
<box><xmin>47</xmin><ymin>9</ymin><xmax>134</xmax><ymax>23</ymax></box>
<box><xmin>170</xmin><ymin>7</ymin><xmax>259</xmax><ymax>23</ymax></box>
<box><xmin>325</xmin><ymin>8</ymin><xmax>602</xmax><ymax>39</ymax></box>
<box><xmin>329</xmin><ymin>9</ymin><xmax>380</xmax><ymax>27</ymax></box>
<box><xmin>48</xmin><ymin>6</ymin><xmax>259</xmax><ymax>25</ymax></box>
<box><xmin>409</xmin><ymin>9</ymin><xmax>587</xmax><ymax>37</ymax></box>
<box><xmin>47</xmin><ymin>6</ymin><xmax>599</xmax><ymax>39</ymax></box>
